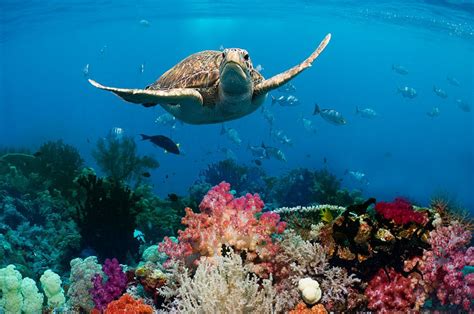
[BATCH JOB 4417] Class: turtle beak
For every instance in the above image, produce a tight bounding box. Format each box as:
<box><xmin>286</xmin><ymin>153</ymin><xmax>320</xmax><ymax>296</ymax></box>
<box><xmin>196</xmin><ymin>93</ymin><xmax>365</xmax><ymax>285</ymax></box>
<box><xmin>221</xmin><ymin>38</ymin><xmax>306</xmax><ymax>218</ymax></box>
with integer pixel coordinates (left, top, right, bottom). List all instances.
<box><xmin>222</xmin><ymin>51</ymin><xmax>247</xmax><ymax>81</ymax></box>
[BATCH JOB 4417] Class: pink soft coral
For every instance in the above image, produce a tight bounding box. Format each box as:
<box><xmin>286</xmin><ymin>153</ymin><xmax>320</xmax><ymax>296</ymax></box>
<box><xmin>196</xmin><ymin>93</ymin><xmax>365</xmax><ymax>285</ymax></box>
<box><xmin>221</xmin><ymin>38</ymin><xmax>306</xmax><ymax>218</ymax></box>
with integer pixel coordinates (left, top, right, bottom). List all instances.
<box><xmin>375</xmin><ymin>198</ymin><xmax>428</xmax><ymax>225</ymax></box>
<box><xmin>159</xmin><ymin>182</ymin><xmax>286</xmax><ymax>278</ymax></box>
<box><xmin>419</xmin><ymin>221</ymin><xmax>474</xmax><ymax>311</ymax></box>
<box><xmin>365</xmin><ymin>267</ymin><xmax>427</xmax><ymax>313</ymax></box>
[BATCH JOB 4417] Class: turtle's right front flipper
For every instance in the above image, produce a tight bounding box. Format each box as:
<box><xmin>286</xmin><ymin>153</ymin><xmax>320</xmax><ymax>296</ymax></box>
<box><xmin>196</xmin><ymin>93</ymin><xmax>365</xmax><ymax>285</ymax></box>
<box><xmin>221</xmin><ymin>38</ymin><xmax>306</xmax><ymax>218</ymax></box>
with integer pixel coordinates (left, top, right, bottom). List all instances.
<box><xmin>88</xmin><ymin>79</ymin><xmax>203</xmax><ymax>107</ymax></box>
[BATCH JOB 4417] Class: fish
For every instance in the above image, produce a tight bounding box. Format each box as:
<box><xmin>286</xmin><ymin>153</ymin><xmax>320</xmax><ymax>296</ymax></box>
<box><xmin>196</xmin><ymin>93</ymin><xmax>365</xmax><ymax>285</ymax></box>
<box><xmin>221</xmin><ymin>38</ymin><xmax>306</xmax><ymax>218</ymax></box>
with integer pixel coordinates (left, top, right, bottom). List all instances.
<box><xmin>392</xmin><ymin>64</ymin><xmax>409</xmax><ymax>75</ymax></box>
<box><xmin>139</xmin><ymin>63</ymin><xmax>145</xmax><ymax>74</ymax></box>
<box><xmin>397</xmin><ymin>86</ymin><xmax>417</xmax><ymax>99</ymax></box>
<box><xmin>220</xmin><ymin>125</ymin><xmax>242</xmax><ymax>145</ymax></box>
<box><xmin>255</xmin><ymin>64</ymin><xmax>264</xmax><ymax>72</ymax></box>
<box><xmin>139</xmin><ymin>134</ymin><xmax>180</xmax><ymax>154</ymax></box>
<box><xmin>248</xmin><ymin>143</ymin><xmax>268</xmax><ymax>159</ymax></box>
<box><xmin>254</xmin><ymin>159</ymin><xmax>262</xmax><ymax>166</ymax></box>
<box><xmin>426</xmin><ymin>107</ymin><xmax>440</xmax><ymax>118</ymax></box>
<box><xmin>109</xmin><ymin>127</ymin><xmax>124</xmax><ymax>140</ymax></box>
<box><xmin>355</xmin><ymin>106</ymin><xmax>377</xmax><ymax>119</ymax></box>
<box><xmin>345</xmin><ymin>170</ymin><xmax>369</xmax><ymax>185</ymax></box>
<box><xmin>446</xmin><ymin>76</ymin><xmax>460</xmax><ymax>87</ymax></box>
<box><xmin>139</xmin><ymin>19</ymin><xmax>150</xmax><ymax>27</ymax></box>
<box><xmin>300</xmin><ymin>117</ymin><xmax>317</xmax><ymax>133</ymax></box>
<box><xmin>271</xmin><ymin>129</ymin><xmax>292</xmax><ymax>146</ymax></box>
<box><xmin>219</xmin><ymin>147</ymin><xmax>237</xmax><ymax>160</ymax></box>
<box><xmin>433</xmin><ymin>86</ymin><xmax>448</xmax><ymax>99</ymax></box>
<box><xmin>261</xmin><ymin>106</ymin><xmax>275</xmax><ymax>126</ymax></box>
<box><xmin>82</xmin><ymin>64</ymin><xmax>89</xmax><ymax>77</ymax></box>
<box><xmin>155</xmin><ymin>113</ymin><xmax>177</xmax><ymax>129</ymax></box>
<box><xmin>99</xmin><ymin>45</ymin><xmax>107</xmax><ymax>55</ymax></box>
<box><xmin>271</xmin><ymin>95</ymin><xmax>300</xmax><ymax>106</ymax></box>
<box><xmin>456</xmin><ymin>99</ymin><xmax>471</xmax><ymax>112</ymax></box>
<box><xmin>313</xmin><ymin>104</ymin><xmax>346</xmax><ymax>125</ymax></box>
<box><xmin>168</xmin><ymin>193</ymin><xmax>179</xmax><ymax>202</ymax></box>
<box><xmin>142</xmin><ymin>172</ymin><xmax>151</xmax><ymax>178</ymax></box>
<box><xmin>277</xmin><ymin>82</ymin><xmax>297</xmax><ymax>93</ymax></box>
<box><xmin>262</xmin><ymin>143</ymin><xmax>286</xmax><ymax>162</ymax></box>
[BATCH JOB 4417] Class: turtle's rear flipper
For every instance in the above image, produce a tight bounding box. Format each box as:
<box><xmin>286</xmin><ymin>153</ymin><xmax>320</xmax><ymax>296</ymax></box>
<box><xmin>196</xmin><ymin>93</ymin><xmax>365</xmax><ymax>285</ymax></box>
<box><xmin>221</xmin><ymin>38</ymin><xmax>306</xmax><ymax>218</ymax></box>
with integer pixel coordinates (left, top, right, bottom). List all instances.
<box><xmin>253</xmin><ymin>33</ymin><xmax>331</xmax><ymax>97</ymax></box>
<box><xmin>88</xmin><ymin>79</ymin><xmax>203</xmax><ymax>107</ymax></box>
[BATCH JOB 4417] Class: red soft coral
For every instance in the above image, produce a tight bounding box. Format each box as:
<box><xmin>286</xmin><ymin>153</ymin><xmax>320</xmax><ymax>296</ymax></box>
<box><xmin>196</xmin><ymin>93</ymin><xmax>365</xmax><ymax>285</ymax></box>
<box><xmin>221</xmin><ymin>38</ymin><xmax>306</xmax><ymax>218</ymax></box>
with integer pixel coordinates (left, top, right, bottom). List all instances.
<box><xmin>104</xmin><ymin>294</ymin><xmax>153</xmax><ymax>313</ymax></box>
<box><xmin>375</xmin><ymin>198</ymin><xmax>428</xmax><ymax>225</ymax></box>
<box><xmin>159</xmin><ymin>181</ymin><xmax>286</xmax><ymax>278</ymax></box>
<box><xmin>365</xmin><ymin>268</ymin><xmax>427</xmax><ymax>313</ymax></box>
<box><xmin>419</xmin><ymin>221</ymin><xmax>474</xmax><ymax>311</ymax></box>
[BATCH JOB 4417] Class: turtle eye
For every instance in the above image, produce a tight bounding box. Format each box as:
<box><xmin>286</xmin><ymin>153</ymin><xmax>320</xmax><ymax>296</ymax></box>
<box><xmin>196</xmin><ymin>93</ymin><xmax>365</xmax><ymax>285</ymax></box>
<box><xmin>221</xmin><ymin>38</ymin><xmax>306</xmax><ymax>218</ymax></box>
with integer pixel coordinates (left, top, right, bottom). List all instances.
<box><xmin>243</xmin><ymin>54</ymin><xmax>249</xmax><ymax>61</ymax></box>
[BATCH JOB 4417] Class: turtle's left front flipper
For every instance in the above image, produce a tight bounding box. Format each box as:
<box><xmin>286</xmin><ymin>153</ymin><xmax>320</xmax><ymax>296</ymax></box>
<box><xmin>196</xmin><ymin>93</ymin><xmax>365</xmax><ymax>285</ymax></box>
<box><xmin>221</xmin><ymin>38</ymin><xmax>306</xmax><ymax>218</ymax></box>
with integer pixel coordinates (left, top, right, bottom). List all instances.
<box><xmin>88</xmin><ymin>79</ymin><xmax>203</xmax><ymax>107</ymax></box>
<box><xmin>253</xmin><ymin>33</ymin><xmax>331</xmax><ymax>97</ymax></box>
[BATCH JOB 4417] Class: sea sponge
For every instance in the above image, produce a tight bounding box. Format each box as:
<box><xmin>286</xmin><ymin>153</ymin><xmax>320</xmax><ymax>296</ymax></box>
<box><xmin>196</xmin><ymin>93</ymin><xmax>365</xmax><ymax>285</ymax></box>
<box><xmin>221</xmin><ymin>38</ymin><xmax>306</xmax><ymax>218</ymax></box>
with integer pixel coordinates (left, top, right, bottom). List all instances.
<box><xmin>298</xmin><ymin>278</ymin><xmax>322</xmax><ymax>304</ymax></box>
<box><xmin>40</xmin><ymin>269</ymin><xmax>65</xmax><ymax>308</ymax></box>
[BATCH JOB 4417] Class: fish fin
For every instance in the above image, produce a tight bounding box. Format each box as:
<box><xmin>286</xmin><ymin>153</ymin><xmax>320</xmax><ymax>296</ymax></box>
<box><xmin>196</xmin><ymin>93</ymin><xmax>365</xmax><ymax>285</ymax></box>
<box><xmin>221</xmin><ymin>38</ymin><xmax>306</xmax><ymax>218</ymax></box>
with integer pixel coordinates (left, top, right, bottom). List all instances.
<box><xmin>313</xmin><ymin>103</ymin><xmax>321</xmax><ymax>115</ymax></box>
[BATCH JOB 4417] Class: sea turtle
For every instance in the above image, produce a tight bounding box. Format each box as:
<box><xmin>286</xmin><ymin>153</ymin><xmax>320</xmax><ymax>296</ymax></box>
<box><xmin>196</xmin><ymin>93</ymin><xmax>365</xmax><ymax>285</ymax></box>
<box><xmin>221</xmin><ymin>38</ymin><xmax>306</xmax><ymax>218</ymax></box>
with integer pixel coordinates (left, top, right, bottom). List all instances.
<box><xmin>88</xmin><ymin>34</ymin><xmax>331</xmax><ymax>125</ymax></box>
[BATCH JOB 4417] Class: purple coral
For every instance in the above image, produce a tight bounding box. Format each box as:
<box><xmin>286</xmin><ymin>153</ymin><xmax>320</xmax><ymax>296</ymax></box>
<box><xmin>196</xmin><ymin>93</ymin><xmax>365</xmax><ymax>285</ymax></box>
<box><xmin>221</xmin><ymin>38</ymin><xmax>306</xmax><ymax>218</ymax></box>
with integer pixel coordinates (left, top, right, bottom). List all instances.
<box><xmin>90</xmin><ymin>258</ymin><xmax>127</xmax><ymax>310</ymax></box>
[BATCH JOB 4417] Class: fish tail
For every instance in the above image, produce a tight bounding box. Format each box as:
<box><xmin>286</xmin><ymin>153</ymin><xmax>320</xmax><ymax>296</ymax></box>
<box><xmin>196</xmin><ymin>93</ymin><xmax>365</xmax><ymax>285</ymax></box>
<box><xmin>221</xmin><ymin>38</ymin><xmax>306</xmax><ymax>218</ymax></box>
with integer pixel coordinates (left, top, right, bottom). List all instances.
<box><xmin>139</xmin><ymin>134</ymin><xmax>150</xmax><ymax>140</ymax></box>
<box><xmin>313</xmin><ymin>103</ymin><xmax>321</xmax><ymax>115</ymax></box>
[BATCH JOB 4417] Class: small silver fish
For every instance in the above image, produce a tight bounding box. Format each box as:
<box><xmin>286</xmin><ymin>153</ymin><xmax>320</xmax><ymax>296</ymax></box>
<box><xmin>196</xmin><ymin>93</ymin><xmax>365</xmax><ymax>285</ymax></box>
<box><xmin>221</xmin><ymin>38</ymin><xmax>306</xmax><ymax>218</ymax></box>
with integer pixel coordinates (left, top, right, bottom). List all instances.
<box><xmin>261</xmin><ymin>106</ymin><xmax>275</xmax><ymax>126</ymax></box>
<box><xmin>426</xmin><ymin>107</ymin><xmax>440</xmax><ymax>118</ymax></box>
<box><xmin>155</xmin><ymin>113</ymin><xmax>177</xmax><ymax>129</ymax></box>
<box><xmin>356</xmin><ymin>106</ymin><xmax>377</xmax><ymax>119</ymax></box>
<box><xmin>278</xmin><ymin>82</ymin><xmax>297</xmax><ymax>93</ymax></box>
<box><xmin>271</xmin><ymin>95</ymin><xmax>300</xmax><ymax>106</ymax></box>
<box><xmin>392</xmin><ymin>64</ymin><xmax>409</xmax><ymax>75</ymax></box>
<box><xmin>313</xmin><ymin>104</ymin><xmax>346</xmax><ymax>125</ymax></box>
<box><xmin>300</xmin><ymin>117</ymin><xmax>317</xmax><ymax>134</ymax></box>
<box><xmin>220</xmin><ymin>147</ymin><xmax>237</xmax><ymax>160</ymax></box>
<box><xmin>446</xmin><ymin>76</ymin><xmax>460</xmax><ymax>87</ymax></box>
<box><xmin>220</xmin><ymin>125</ymin><xmax>242</xmax><ymax>145</ymax></box>
<box><xmin>139</xmin><ymin>19</ymin><xmax>150</xmax><ymax>27</ymax></box>
<box><xmin>262</xmin><ymin>143</ymin><xmax>286</xmax><ymax>162</ymax></box>
<box><xmin>248</xmin><ymin>143</ymin><xmax>268</xmax><ymax>159</ymax></box>
<box><xmin>433</xmin><ymin>86</ymin><xmax>448</xmax><ymax>99</ymax></box>
<box><xmin>271</xmin><ymin>129</ymin><xmax>292</xmax><ymax>146</ymax></box>
<box><xmin>347</xmin><ymin>170</ymin><xmax>369</xmax><ymax>185</ymax></box>
<box><xmin>99</xmin><ymin>45</ymin><xmax>107</xmax><ymax>55</ymax></box>
<box><xmin>82</xmin><ymin>64</ymin><xmax>89</xmax><ymax>77</ymax></box>
<box><xmin>397</xmin><ymin>86</ymin><xmax>417</xmax><ymax>99</ymax></box>
<box><xmin>456</xmin><ymin>99</ymin><xmax>471</xmax><ymax>112</ymax></box>
<box><xmin>109</xmin><ymin>127</ymin><xmax>124</xmax><ymax>140</ymax></box>
<box><xmin>139</xmin><ymin>63</ymin><xmax>145</xmax><ymax>74</ymax></box>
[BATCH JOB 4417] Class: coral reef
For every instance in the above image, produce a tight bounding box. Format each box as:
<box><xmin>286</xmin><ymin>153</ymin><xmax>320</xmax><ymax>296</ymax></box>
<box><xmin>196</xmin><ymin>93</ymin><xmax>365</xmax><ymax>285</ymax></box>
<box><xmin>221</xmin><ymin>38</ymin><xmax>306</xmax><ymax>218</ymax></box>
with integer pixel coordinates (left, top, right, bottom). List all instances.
<box><xmin>92</xmin><ymin>135</ymin><xmax>159</xmax><ymax>184</ymax></box>
<box><xmin>103</xmin><ymin>294</ymin><xmax>154</xmax><ymax>313</ymax></box>
<box><xmin>158</xmin><ymin>252</ymin><xmax>277</xmax><ymax>313</ymax></box>
<box><xmin>91</xmin><ymin>258</ymin><xmax>128</xmax><ymax>311</ymax></box>
<box><xmin>74</xmin><ymin>169</ymin><xmax>143</xmax><ymax>262</ymax></box>
<box><xmin>159</xmin><ymin>182</ymin><xmax>286</xmax><ymax>278</ymax></box>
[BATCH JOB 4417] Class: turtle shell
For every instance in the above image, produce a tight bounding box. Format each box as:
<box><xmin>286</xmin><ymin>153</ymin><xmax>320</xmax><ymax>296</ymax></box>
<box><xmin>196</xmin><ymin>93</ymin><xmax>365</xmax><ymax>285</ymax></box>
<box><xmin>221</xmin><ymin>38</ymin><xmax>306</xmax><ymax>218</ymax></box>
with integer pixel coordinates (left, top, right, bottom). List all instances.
<box><xmin>146</xmin><ymin>50</ymin><xmax>264</xmax><ymax>91</ymax></box>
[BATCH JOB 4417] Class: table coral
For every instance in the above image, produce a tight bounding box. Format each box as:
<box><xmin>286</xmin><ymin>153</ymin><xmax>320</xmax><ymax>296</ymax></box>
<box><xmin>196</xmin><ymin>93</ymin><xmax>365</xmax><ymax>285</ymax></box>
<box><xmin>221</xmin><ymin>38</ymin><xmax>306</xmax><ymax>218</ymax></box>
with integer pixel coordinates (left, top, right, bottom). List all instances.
<box><xmin>159</xmin><ymin>181</ymin><xmax>286</xmax><ymax>278</ymax></box>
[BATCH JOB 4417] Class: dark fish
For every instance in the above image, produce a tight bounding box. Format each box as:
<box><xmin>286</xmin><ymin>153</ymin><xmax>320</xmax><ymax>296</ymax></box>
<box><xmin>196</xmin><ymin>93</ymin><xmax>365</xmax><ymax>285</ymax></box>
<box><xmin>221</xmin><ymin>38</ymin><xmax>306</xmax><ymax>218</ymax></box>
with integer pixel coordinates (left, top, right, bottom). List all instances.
<box><xmin>33</xmin><ymin>151</ymin><xmax>43</xmax><ymax>157</ymax></box>
<box><xmin>323</xmin><ymin>157</ymin><xmax>327</xmax><ymax>164</ymax></box>
<box><xmin>254</xmin><ymin>159</ymin><xmax>262</xmax><ymax>166</ymax></box>
<box><xmin>140</xmin><ymin>134</ymin><xmax>180</xmax><ymax>154</ymax></box>
<box><xmin>168</xmin><ymin>193</ymin><xmax>178</xmax><ymax>202</ymax></box>
<box><xmin>165</xmin><ymin>174</ymin><xmax>169</xmax><ymax>179</ymax></box>
<box><xmin>142</xmin><ymin>172</ymin><xmax>151</xmax><ymax>178</ymax></box>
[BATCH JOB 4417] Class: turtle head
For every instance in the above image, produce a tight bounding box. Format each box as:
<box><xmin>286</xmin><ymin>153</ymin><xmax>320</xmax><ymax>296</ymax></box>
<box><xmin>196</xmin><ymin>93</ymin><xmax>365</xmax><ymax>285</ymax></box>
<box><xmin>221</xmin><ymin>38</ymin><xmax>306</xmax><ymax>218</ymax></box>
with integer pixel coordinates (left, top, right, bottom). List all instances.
<box><xmin>219</xmin><ymin>48</ymin><xmax>253</xmax><ymax>94</ymax></box>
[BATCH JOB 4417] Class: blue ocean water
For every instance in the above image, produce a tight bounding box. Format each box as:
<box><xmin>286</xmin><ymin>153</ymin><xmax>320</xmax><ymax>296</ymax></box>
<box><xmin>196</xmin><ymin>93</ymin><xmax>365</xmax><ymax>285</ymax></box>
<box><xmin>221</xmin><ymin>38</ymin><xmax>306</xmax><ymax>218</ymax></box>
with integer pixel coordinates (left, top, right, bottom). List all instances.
<box><xmin>1</xmin><ymin>0</ymin><xmax>473</xmax><ymax>209</ymax></box>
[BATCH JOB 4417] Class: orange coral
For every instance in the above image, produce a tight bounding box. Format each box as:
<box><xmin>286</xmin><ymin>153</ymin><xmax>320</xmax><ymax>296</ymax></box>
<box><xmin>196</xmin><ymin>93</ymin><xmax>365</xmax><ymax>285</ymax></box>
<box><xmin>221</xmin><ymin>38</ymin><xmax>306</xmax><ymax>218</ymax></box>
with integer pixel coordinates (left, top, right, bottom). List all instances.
<box><xmin>104</xmin><ymin>294</ymin><xmax>153</xmax><ymax>314</ymax></box>
<box><xmin>289</xmin><ymin>302</ymin><xmax>327</xmax><ymax>314</ymax></box>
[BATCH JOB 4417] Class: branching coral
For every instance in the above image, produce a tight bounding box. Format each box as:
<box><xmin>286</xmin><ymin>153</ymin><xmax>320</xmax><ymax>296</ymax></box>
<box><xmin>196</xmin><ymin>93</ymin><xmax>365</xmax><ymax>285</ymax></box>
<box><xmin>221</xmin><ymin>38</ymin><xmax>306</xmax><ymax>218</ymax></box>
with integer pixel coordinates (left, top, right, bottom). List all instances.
<box><xmin>92</xmin><ymin>135</ymin><xmax>159</xmax><ymax>184</ymax></box>
<box><xmin>159</xmin><ymin>182</ymin><xmax>286</xmax><ymax>278</ymax></box>
<box><xmin>74</xmin><ymin>169</ymin><xmax>142</xmax><ymax>262</ymax></box>
<box><xmin>158</xmin><ymin>252</ymin><xmax>277</xmax><ymax>313</ymax></box>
